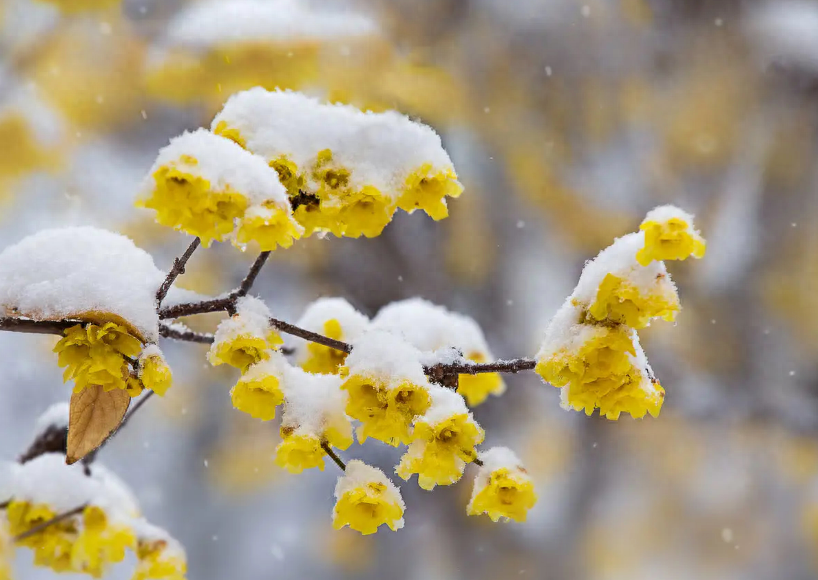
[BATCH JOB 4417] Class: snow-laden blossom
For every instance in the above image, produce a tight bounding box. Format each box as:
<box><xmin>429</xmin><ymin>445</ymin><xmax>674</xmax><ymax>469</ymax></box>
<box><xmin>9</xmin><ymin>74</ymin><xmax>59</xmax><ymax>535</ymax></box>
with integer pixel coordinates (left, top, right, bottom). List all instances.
<box><xmin>372</xmin><ymin>298</ymin><xmax>505</xmax><ymax>406</ymax></box>
<box><xmin>212</xmin><ymin>88</ymin><xmax>462</xmax><ymax>238</ymax></box>
<box><xmin>341</xmin><ymin>331</ymin><xmax>431</xmax><ymax>445</ymax></box>
<box><xmin>139</xmin><ymin>129</ymin><xmax>301</xmax><ymax>248</ymax></box>
<box><xmin>293</xmin><ymin>298</ymin><xmax>369</xmax><ymax>375</ymax></box>
<box><xmin>332</xmin><ymin>461</ymin><xmax>405</xmax><ymax>535</ymax></box>
<box><xmin>535</xmin><ymin>302</ymin><xmax>664</xmax><ymax>420</ymax></box>
<box><xmin>7</xmin><ymin>501</ymin><xmax>78</xmax><ymax>573</ymax></box>
<box><xmin>70</xmin><ymin>506</ymin><xmax>136</xmax><ymax>577</ymax></box>
<box><xmin>54</xmin><ymin>323</ymin><xmax>143</xmax><ymax>396</ymax></box>
<box><xmin>396</xmin><ymin>386</ymin><xmax>484</xmax><ymax>490</ymax></box>
<box><xmin>137</xmin><ymin>346</ymin><xmax>173</xmax><ymax>397</ymax></box>
<box><xmin>467</xmin><ymin>447</ymin><xmax>537</xmax><ymax>523</ymax></box>
<box><xmin>275</xmin><ymin>368</ymin><xmax>352</xmax><ymax>473</ymax></box>
<box><xmin>131</xmin><ymin>522</ymin><xmax>187</xmax><ymax>580</ymax></box>
<box><xmin>208</xmin><ymin>297</ymin><xmax>282</xmax><ymax>372</ymax></box>
<box><xmin>230</xmin><ymin>355</ymin><xmax>287</xmax><ymax>421</ymax></box>
<box><xmin>635</xmin><ymin>205</ymin><xmax>706</xmax><ymax>266</ymax></box>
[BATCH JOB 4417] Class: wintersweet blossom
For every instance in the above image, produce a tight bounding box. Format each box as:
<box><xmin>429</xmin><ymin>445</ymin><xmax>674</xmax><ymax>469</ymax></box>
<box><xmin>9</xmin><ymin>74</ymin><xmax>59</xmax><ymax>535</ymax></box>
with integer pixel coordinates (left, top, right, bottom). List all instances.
<box><xmin>208</xmin><ymin>297</ymin><xmax>282</xmax><ymax>372</ymax></box>
<box><xmin>467</xmin><ymin>447</ymin><xmax>537</xmax><ymax>523</ymax></box>
<box><xmin>131</xmin><ymin>533</ymin><xmax>187</xmax><ymax>580</ymax></box>
<box><xmin>636</xmin><ymin>205</ymin><xmax>706</xmax><ymax>266</ymax></box>
<box><xmin>70</xmin><ymin>506</ymin><xmax>136</xmax><ymax>577</ymax></box>
<box><xmin>294</xmin><ymin>298</ymin><xmax>369</xmax><ymax>375</ymax></box>
<box><xmin>396</xmin><ymin>387</ymin><xmax>484</xmax><ymax>490</ymax></box>
<box><xmin>7</xmin><ymin>501</ymin><xmax>78</xmax><ymax>573</ymax></box>
<box><xmin>275</xmin><ymin>430</ymin><xmax>327</xmax><ymax>474</ymax></box>
<box><xmin>332</xmin><ymin>461</ymin><xmax>405</xmax><ymax>535</ymax></box>
<box><xmin>229</xmin><ymin>355</ymin><xmax>287</xmax><ymax>421</ymax></box>
<box><xmin>585</xmin><ymin>272</ymin><xmax>679</xmax><ymax>329</ymax></box>
<box><xmin>137</xmin><ymin>346</ymin><xmax>173</xmax><ymax>397</ymax></box>
<box><xmin>54</xmin><ymin>322</ymin><xmax>143</xmax><ymax>395</ymax></box>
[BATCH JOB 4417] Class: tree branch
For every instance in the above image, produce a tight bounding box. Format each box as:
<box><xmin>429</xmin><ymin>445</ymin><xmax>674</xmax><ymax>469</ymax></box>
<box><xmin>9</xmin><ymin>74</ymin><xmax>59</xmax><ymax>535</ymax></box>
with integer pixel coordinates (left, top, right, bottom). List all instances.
<box><xmin>269</xmin><ymin>318</ymin><xmax>352</xmax><ymax>353</ymax></box>
<box><xmin>321</xmin><ymin>441</ymin><xmax>346</xmax><ymax>471</ymax></box>
<box><xmin>0</xmin><ymin>317</ymin><xmax>77</xmax><ymax>336</ymax></box>
<box><xmin>235</xmin><ymin>251</ymin><xmax>271</xmax><ymax>297</ymax></box>
<box><xmin>13</xmin><ymin>504</ymin><xmax>86</xmax><ymax>542</ymax></box>
<box><xmin>156</xmin><ymin>237</ymin><xmax>201</xmax><ymax>306</ymax></box>
<box><xmin>159</xmin><ymin>323</ymin><xmax>214</xmax><ymax>344</ymax></box>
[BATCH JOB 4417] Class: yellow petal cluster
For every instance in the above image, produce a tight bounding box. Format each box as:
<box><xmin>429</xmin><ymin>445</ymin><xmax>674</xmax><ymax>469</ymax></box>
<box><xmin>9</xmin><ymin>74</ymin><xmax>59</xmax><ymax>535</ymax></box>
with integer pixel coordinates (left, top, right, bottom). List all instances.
<box><xmin>636</xmin><ymin>210</ymin><xmax>706</xmax><ymax>266</ymax></box>
<box><xmin>467</xmin><ymin>450</ymin><xmax>537</xmax><ymax>523</ymax></box>
<box><xmin>230</xmin><ymin>361</ymin><xmax>285</xmax><ymax>421</ymax></box>
<box><xmin>70</xmin><ymin>506</ymin><xmax>136</xmax><ymax>577</ymax></box>
<box><xmin>585</xmin><ymin>273</ymin><xmax>679</xmax><ymax>329</ymax></box>
<box><xmin>235</xmin><ymin>202</ymin><xmax>304</xmax><ymax>251</ymax></box>
<box><xmin>133</xmin><ymin>540</ymin><xmax>187</xmax><ymax>580</ymax></box>
<box><xmin>7</xmin><ymin>501</ymin><xmax>78</xmax><ymax>574</ymax></box>
<box><xmin>457</xmin><ymin>353</ymin><xmax>506</xmax><ymax>406</ymax></box>
<box><xmin>398</xmin><ymin>164</ymin><xmax>463</xmax><ymax>220</ymax></box>
<box><xmin>341</xmin><ymin>375</ymin><xmax>431</xmax><ymax>446</ymax></box>
<box><xmin>138</xmin><ymin>350</ymin><xmax>173</xmax><ymax>397</ymax></box>
<box><xmin>54</xmin><ymin>323</ymin><xmax>143</xmax><ymax>396</ymax></box>
<box><xmin>332</xmin><ymin>461</ymin><xmax>405</xmax><ymax>535</ymax></box>
<box><xmin>275</xmin><ymin>431</ymin><xmax>326</xmax><ymax>474</ymax></box>
<box><xmin>397</xmin><ymin>411</ymin><xmax>484</xmax><ymax>490</ymax></box>
<box><xmin>300</xmin><ymin>319</ymin><xmax>348</xmax><ymax>374</ymax></box>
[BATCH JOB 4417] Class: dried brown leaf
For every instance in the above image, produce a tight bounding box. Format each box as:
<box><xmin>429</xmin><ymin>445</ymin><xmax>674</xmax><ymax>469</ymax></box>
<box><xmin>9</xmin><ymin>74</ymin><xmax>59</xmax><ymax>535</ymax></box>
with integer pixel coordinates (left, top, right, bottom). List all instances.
<box><xmin>66</xmin><ymin>385</ymin><xmax>130</xmax><ymax>464</ymax></box>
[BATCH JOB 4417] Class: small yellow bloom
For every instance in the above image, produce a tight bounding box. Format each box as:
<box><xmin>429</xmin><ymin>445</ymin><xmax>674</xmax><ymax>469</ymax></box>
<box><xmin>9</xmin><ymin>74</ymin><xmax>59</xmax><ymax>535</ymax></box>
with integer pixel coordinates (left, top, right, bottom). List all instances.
<box><xmin>330</xmin><ymin>187</ymin><xmax>396</xmax><ymax>239</ymax></box>
<box><xmin>230</xmin><ymin>360</ymin><xmax>285</xmax><ymax>421</ymax></box>
<box><xmin>636</xmin><ymin>207</ymin><xmax>706</xmax><ymax>266</ymax></box>
<box><xmin>341</xmin><ymin>375</ymin><xmax>430</xmax><ymax>446</ymax></box>
<box><xmin>54</xmin><ymin>323</ymin><xmax>143</xmax><ymax>396</ymax></box>
<box><xmin>275</xmin><ymin>430</ymin><xmax>326</xmax><ymax>474</ymax></box>
<box><xmin>234</xmin><ymin>202</ymin><xmax>303</xmax><ymax>251</ymax></box>
<box><xmin>269</xmin><ymin>156</ymin><xmax>304</xmax><ymax>198</ymax></box>
<box><xmin>457</xmin><ymin>353</ymin><xmax>506</xmax><ymax>406</ymax></box>
<box><xmin>212</xmin><ymin>120</ymin><xmax>246</xmax><ymax>148</ymax></box>
<box><xmin>397</xmin><ymin>411</ymin><xmax>484</xmax><ymax>490</ymax></box>
<box><xmin>536</xmin><ymin>324</ymin><xmax>663</xmax><ymax>420</ymax></box>
<box><xmin>209</xmin><ymin>334</ymin><xmax>270</xmax><ymax>371</ymax></box>
<box><xmin>133</xmin><ymin>540</ymin><xmax>187</xmax><ymax>580</ymax></box>
<box><xmin>142</xmin><ymin>161</ymin><xmax>248</xmax><ymax>247</ymax></box>
<box><xmin>138</xmin><ymin>349</ymin><xmax>173</xmax><ymax>397</ymax></box>
<box><xmin>585</xmin><ymin>273</ymin><xmax>679</xmax><ymax>329</ymax></box>
<box><xmin>467</xmin><ymin>449</ymin><xmax>537</xmax><ymax>522</ymax></box>
<box><xmin>301</xmin><ymin>319</ymin><xmax>348</xmax><ymax>374</ymax></box>
<box><xmin>7</xmin><ymin>501</ymin><xmax>78</xmax><ymax>573</ymax></box>
<box><xmin>398</xmin><ymin>165</ymin><xmax>463</xmax><ymax>220</ymax></box>
<box><xmin>333</xmin><ymin>461</ymin><xmax>405</xmax><ymax>535</ymax></box>
<box><xmin>209</xmin><ymin>301</ymin><xmax>281</xmax><ymax>371</ymax></box>
<box><xmin>71</xmin><ymin>506</ymin><xmax>135</xmax><ymax>577</ymax></box>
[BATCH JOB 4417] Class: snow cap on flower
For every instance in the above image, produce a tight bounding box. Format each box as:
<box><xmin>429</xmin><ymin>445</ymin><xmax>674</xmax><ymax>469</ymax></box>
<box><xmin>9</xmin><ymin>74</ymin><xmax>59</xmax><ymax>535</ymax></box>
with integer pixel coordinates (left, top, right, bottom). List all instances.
<box><xmin>208</xmin><ymin>296</ymin><xmax>281</xmax><ymax>371</ymax></box>
<box><xmin>292</xmin><ymin>297</ymin><xmax>370</xmax><ymax>374</ymax></box>
<box><xmin>0</xmin><ymin>227</ymin><xmax>165</xmax><ymax>341</ymax></box>
<box><xmin>467</xmin><ymin>447</ymin><xmax>537</xmax><ymax>523</ymax></box>
<box><xmin>230</xmin><ymin>350</ymin><xmax>289</xmax><ymax>421</ymax></box>
<box><xmin>332</xmin><ymin>460</ymin><xmax>405</xmax><ymax>535</ymax></box>
<box><xmin>139</xmin><ymin>128</ymin><xmax>299</xmax><ymax>248</ymax></box>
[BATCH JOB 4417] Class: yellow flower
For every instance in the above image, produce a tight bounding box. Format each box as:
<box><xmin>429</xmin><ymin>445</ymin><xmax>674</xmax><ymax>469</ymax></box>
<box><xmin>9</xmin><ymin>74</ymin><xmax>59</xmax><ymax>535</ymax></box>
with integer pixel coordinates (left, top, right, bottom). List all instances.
<box><xmin>54</xmin><ymin>323</ymin><xmax>143</xmax><ymax>396</ymax></box>
<box><xmin>275</xmin><ymin>430</ymin><xmax>326</xmax><ymax>474</ymax></box>
<box><xmin>585</xmin><ymin>273</ymin><xmax>679</xmax><ymax>329</ymax></box>
<box><xmin>341</xmin><ymin>375</ymin><xmax>431</xmax><ymax>446</ymax></box>
<box><xmin>212</xmin><ymin>120</ymin><xmax>246</xmax><ymax>148</ymax></box>
<box><xmin>209</xmin><ymin>334</ymin><xmax>270</xmax><ymax>371</ymax></box>
<box><xmin>230</xmin><ymin>360</ymin><xmax>285</xmax><ymax>421</ymax></box>
<box><xmin>138</xmin><ymin>349</ymin><xmax>173</xmax><ymax>397</ymax></box>
<box><xmin>536</xmin><ymin>324</ymin><xmax>663</xmax><ymax>420</ymax></box>
<box><xmin>457</xmin><ymin>353</ymin><xmax>506</xmax><ymax>406</ymax></box>
<box><xmin>467</xmin><ymin>449</ymin><xmax>537</xmax><ymax>522</ymax></box>
<box><xmin>133</xmin><ymin>540</ymin><xmax>187</xmax><ymax>580</ymax></box>
<box><xmin>397</xmin><ymin>410</ymin><xmax>484</xmax><ymax>490</ymax></box>
<box><xmin>398</xmin><ymin>165</ymin><xmax>463</xmax><ymax>220</ymax></box>
<box><xmin>330</xmin><ymin>187</ymin><xmax>396</xmax><ymax>239</ymax></box>
<box><xmin>7</xmin><ymin>501</ymin><xmax>78</xmax><ymax>573</ymax></box>
<box><xmin>269</xmin><ymin>156</ymin><xmax>304</xmax><ymax>198</ymax></box>
<box><xmin>141</xmin><ymin>160</ymin><xmax>248</xmax><ymax>247</ymax></box>
<box><xmin>332</xmin><ymin>461</ymin><xmax>405</xmax><ymax>535</ymax></box>
<box><xmin>71</xmin><ymin>506</ymin><xmax>135</xmax><ymax>577</ymax></box>
<box><xmin>234</xmin><ymin>202</ymin><xmax>303</xmax><ymax>251</ymax></box>
<box><xmin>636</xmin><ymin>209</ymin><xmax>706</xmax><ymax>266</ymax></box>
<box><xmin>301</xmin><ymin>319</ymin><xmax>348</xmax><ymax>374</ymax></box>
<box><xmin>208</xmin><ymin>302</ymin><xmax>282</xmax><ymax>372</ymax></box>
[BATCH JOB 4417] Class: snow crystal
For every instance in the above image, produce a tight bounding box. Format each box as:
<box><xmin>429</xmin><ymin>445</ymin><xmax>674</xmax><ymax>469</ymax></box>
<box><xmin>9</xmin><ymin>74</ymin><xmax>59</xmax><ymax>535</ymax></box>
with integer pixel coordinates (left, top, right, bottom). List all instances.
<box><xmin>344</xmin><ymin>330</ymin><xmax>428</xmax><ymax>385</ymax></box>
<box><xmin>281</xmin><ymin>366</ymin><xmax>348</xmax><ymax>433</ymax></box>
<box><xmin>372</xmin><ymin>298</ymin><xmax>493</xmax><ymax>358</ymax></box>
<box><xmin>292</xmin><ymin>297</ymin><xmax>369</xmax><ymax>362</ymax></box>
<box><xmin>476</xmin><ymin>446</ymin><xmax>525</xmax><ymax>474</ymax></box>
<box><xmin>140</xmin><ymin>128</ymin><xmax>288</xmax><ymax>208</ymax></box>
<box><xmin>159</xmin><ymin>0</ymin><xmax>378</xmax><ymax>51</ymax></box>
<box><xmin>0</xmin><ymin>227</ymin><xmax>165</xmax><ymax>341</ymax></box>
<box><xmin>34</xmin><ymin>402</ymin><xmax>70</xmax><ymax>434</ymax></box>
<box><xmin>211</xmin><ymin>88</ymin><xmax>458</xmax><ymax>201</ymax></box>
<box><xmin>418</xmin><ymin>385</ymin><xmax>471</xmax><ymax>426</ymax></box>
<box><xmin>334</xmin><ymin>460</ymin><xmax>405</xmax><ymax>512</ymax></box>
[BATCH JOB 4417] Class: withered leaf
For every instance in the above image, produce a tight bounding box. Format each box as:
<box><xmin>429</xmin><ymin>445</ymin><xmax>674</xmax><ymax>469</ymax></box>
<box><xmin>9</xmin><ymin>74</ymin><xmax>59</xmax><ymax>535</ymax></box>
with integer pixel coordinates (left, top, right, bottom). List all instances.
<box><xmin>66</xmin><ymin>385</ymin><xmax>130</xmax><ymax>464</ymax></box>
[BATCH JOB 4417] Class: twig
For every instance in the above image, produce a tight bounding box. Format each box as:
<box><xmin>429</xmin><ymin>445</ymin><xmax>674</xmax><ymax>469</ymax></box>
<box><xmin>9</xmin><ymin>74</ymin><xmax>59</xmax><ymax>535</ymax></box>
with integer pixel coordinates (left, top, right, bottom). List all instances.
<box><xmin>0</xmin><ymin>501</ymin><xmax>9</xmax><ymax>510</ymax></box>
<box><xmin>235</xmin><ymin>251</ymin><xmax>271</xmax><ymax>297</ymax></box>
<box><xmin>321</xmin><ymin>441</ymin><xmax>346</xmax><ymax>471</ymax></box>
<box><xmin>19</xmin><ymin>425</ymin><xmax>68</xmax><ymax>464</ymax></box>
<box><xmin>159</xmin><ymin>297</ymin><xmax>234</xmax><ymax>319</ymax></box>
<box><xmin>156</xmin><ymin>237</ymin><xmax>201</xmax><ymax>306</ymax></box>
<box><xmin>13</xmin><ymin>504</ymin><xmax>86</xmax><ymax>542</ymax></box>
<box><xmin>83</xmin><ymin>391</ymin><xmax>155</xmax><ymax>465</ymax></box>
<box><xmin>159</xmin><ymin>323</ymin><xmax>214</xmax><ymax>344</ymax></box>
<box><xmin>426</xmin><ymin>358</ymin><xmax>537</xmax><ymax>376</ymax></box>
<box><xmin>0</xmin><ymin>317</ymin><xmax>78</xmax><ymax>336</ymax></box>
<box><xmin>269</xmin><ymin>318</ymin><xmax>352</xmax><ymax>353</ymax></box>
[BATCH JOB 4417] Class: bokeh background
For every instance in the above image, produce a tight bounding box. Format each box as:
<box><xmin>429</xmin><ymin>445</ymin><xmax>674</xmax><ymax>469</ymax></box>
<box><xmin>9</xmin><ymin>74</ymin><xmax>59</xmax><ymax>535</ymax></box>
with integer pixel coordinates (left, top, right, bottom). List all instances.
<box><xmin>2</xmin><ymin>0</ymin><xmax>818</xmax><ymax>578</ymax></box>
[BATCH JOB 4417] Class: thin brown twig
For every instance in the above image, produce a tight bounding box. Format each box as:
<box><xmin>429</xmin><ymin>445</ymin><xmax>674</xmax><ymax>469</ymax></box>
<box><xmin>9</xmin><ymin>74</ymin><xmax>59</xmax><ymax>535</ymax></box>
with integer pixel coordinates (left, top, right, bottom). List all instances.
<box><xmin>159</xmin><ymin>323</ymin><xmax>214</xmax><ymax>344</ymax></box>
<box><xmin>0</xmin><ymin>501</ymin><xmax>9</xmax><ymax>510</ymax></box>
<box><xmin>235</xmin><ymin>251</ymin><xmax>271</xmax><ymax>297</ymax></box>
<box><xmin>269</xmin><ymin>318</ymin><xmax>352</xmax><ymax>353</ymax></box>
<box><xmin>156</xmin><ymin>237</ymin><xmax>201</xmax><ymax>306</ymax></box>
<box><xmin>13</xmin><ymin>504</ymin><xmax>86</xmax><ymax>542</ymax></box>
<box><xmin>321</xmin><ymin>441</ymin><xmax>346</xmax><ymax>471</ymax></box>
<box><xmin>0</xmin><ymin>317</ymin><xmax>78</xmax><ymax>336</ymax></box>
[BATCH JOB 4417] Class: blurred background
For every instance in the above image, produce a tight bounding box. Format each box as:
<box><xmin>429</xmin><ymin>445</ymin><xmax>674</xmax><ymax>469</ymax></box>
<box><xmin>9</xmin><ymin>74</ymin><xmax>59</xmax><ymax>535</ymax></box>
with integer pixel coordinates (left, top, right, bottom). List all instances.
<box><xmin>1</xmin><ymin>0</ymin><xmax>818</xmax><ymax>578</ymax></box>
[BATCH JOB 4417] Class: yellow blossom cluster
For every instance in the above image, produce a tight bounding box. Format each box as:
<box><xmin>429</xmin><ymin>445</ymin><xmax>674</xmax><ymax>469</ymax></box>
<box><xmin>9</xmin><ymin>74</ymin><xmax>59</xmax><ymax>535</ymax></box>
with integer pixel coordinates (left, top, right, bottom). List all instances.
<box><xmin>467</xmin><ymin>448</ymin><xmax>538</xmax><ymax>523</ymax></box>
<box><xmin>535</xmin><ymin>206</ymin><xmax>706</xmax><ymax>419</ymax></box>
<box><xmin>54</xmin><ymin>322</ymin><xmax>172</xmax><ymax>398</ymax></box>
<box><xmin>140</xmin><ymin>129</ymin><xmax>302</xmax><ymax>249</ymax></box>
<box><xmin>332</xmin><ymin>461</ymin><xmax>405</xmax><ymax>535</ymax></box>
